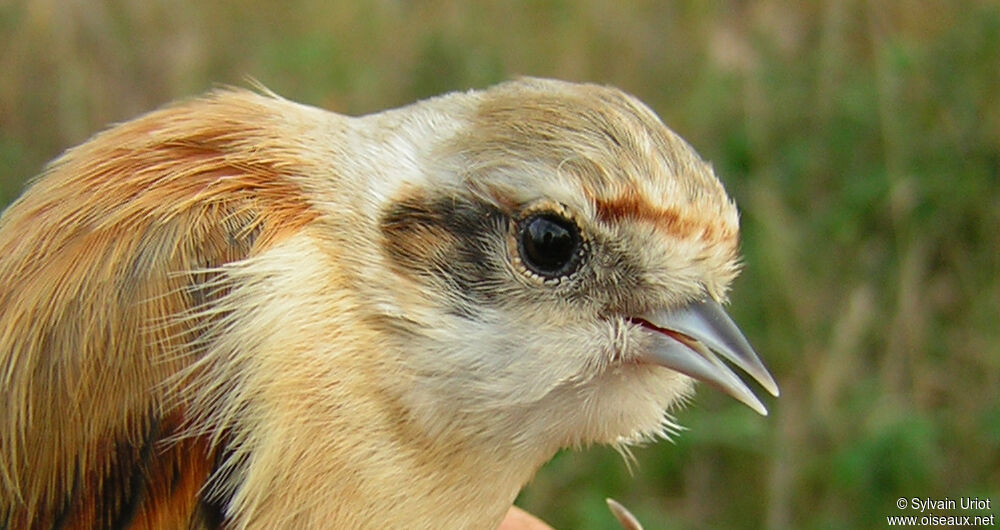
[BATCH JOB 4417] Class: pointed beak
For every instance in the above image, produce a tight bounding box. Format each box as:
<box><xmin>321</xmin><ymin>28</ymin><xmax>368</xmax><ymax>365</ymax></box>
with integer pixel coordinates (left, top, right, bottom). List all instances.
<box><xmin>633</xmin><ymin>298</ymin><xmax>779</xmax><ymax>415</ymax></box>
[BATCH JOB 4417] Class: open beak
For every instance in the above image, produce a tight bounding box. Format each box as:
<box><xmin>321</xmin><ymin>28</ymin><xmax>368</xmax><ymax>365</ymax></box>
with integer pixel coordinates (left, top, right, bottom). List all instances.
<box><xmin>633</xmin><ymin>298</ymin><xmax>779</xmax><ymax>415</ymax></box>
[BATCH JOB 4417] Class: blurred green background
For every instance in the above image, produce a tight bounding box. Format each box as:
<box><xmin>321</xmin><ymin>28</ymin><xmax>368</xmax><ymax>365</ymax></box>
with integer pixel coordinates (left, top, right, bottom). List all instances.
<box><xmin>1</xmin><ymin>1</ymin><xmax>997</xmax><ymax>528</ymax></box>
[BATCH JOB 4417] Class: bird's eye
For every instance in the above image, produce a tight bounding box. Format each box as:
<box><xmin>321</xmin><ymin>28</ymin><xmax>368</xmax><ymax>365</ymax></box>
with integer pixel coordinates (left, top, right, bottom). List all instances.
<box><xmin>517</xmin><ymin>213</ymin><xmax>582</xmax><ymax>278</ymax></box>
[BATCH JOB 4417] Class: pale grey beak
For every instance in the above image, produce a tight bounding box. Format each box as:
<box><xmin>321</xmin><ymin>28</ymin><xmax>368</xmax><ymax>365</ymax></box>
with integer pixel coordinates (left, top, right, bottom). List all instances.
<box><xmin>635</xmin><ymin>298</ymin><xmax>779</xmax><ymax>415</ymax></box>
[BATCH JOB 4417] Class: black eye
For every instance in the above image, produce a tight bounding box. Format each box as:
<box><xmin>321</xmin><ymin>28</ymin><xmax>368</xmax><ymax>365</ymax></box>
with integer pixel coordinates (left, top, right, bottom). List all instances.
<box><xmin>517</xmin><ymin>213</ymin><xmax>582</xmax><ymax>278</ymax></box>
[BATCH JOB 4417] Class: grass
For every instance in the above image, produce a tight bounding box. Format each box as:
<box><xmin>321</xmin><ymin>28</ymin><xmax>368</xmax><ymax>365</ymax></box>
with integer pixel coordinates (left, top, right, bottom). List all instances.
<box><xmin>1</xmin><ymin>1</ymin><xmax>997</xmax><ymax>528</ymax></box>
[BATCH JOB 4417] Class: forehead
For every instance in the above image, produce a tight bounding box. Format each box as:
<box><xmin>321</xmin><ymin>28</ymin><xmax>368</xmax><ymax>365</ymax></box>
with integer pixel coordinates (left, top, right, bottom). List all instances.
<box><xmin>443</xmin><ymin>79</ymin><xmax>739</xmax><ymax>246</ymax></box>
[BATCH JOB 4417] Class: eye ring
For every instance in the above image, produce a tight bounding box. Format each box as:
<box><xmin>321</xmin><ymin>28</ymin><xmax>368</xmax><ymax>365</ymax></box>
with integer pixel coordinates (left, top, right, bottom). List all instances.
<box><xmin>515</xmin><ymin>212</ymin><xmax>584</xmax><ymax>280</ymax></box>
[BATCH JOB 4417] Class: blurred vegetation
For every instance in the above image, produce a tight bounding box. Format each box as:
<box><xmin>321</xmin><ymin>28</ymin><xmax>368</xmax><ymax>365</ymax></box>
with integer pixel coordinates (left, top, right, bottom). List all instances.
<box><xmin>1</xmin><ymin>0</ymin><xmax>998</xmax><ymax>528</ymax></box>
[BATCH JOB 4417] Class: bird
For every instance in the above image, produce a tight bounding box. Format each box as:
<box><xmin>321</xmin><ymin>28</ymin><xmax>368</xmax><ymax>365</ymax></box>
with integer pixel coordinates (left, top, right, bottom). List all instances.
<box><xmin>0</xmin><ymin>77</ymin><xmax>778</xmax><ymax>529</ymax></box>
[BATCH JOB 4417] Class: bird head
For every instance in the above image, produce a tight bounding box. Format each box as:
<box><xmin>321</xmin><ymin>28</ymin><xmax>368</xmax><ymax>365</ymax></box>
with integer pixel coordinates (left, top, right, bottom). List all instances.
<box><xmin>0</xmin><ymin>77</ymin><xmax>777</xmax><ymax>528</ymax></box>
<box><xmin>363</xmin><ymin>78</ymin><xmax>778</xmax><ymax>457</ymax></box>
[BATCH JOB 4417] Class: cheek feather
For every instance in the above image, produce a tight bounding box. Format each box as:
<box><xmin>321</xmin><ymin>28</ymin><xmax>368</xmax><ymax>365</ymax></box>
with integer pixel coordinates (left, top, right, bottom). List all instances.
<box><xmin>379</xmin><ymin>189</ymin><xmax>512</xmax><ymax>312</ymax></box>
